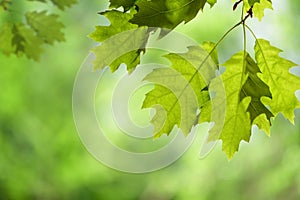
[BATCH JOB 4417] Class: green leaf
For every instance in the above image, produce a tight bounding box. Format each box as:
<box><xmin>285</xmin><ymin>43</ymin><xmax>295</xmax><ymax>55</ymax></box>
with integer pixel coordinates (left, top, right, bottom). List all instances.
<box><xmin>217</xmin><ymin>51</ymin><xmax>252</xmax><ymax>159</ymax></box>
<box><xmin>143</xmin><ymin>46</ymin><xmax>215</xmax><ymax>137</ymax></box>
<box><xmin>90</xmin><ymin>10</ymin><xmax>148</xmax><ymax>72</ymax></box>
<box><xmin>255</xmin><ymin>39</ymin><xmax>300</xmax><ymax>123</ymax></box>
<box><xmin>252</xmin><ymin>0</ymin><xmax>272</xmax><ymax>21</ymax></box>
<box><xmin>0</xmin><ymin>0</ymin><xmax>11</xmax><ymax>11</ymax></box>
<box><xmin>198</xmin><ymin>41</ymin><xmax>218</xmax><ymax>124</ymax></box>
<box><xmin>12</xmin><ymin>23</ymin><xmax>43</xmax><ymax>61</ymax></box>
<box><xmin>207</xmin><ymin>0</ymin><xmax>217</xmax><ymax>7</ymax></box>
<box><xmin>240</xmin><ymin>53</ymin><xmax>273</xmax><ymax>133</ymax></box>
<box><xmin>253</xmin><ymin>114</ymin><xmax>271</xmax><ymax>136</ymax></box>
<box><xmin>130</xmin><ymin>0</ymin><xmax>207</xmax><ymax>29</ymax></box>
<box><xmin>90</xmin><ymin>10</ymin><xmax>138</xmax><ymax>42</ymax></box>
<box><xmin>26</xmin><ymin>11</ymin><xmax>65</xmax><ymax>44</ymax></box>
<box><xmin>91</xmin><ymin>27</ymin><xmax>147</xmax><ymax>72</ymax></box>
<box><xmin>110</xmin><ymin>49</ymin><xmax>143</xmax><ymax>73</ymax></box>
<box><xmin>244</xmin><ymin>0</ymin><xmax>272</xmax><ymax>21</ymax></box>
<box><xmin>247</xmin><ymin>0</ymin><xmax>271</xmax><ymax>7</ymax></box>
<box><xmin>201</xmin><ymin>41</ymin><xmax>218</xmax><ymax>65</ymax></box>
<box><xmin>50</xmin><ymin>0</ymin><xmax>77</xmax><ymax>10</ymax></box>
<box><xmin>0</xmin><ymin>23</ymin><xmax>15</xmax><ymax>55</ymax></box>
<box><xmin>109</xmin><ymin>0</ymin><xmax>136</xmax><ymax>11</ymax></box>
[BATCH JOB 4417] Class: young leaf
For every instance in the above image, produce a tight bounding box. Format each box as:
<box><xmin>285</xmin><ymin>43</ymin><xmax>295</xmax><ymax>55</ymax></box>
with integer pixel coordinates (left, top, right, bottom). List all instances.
<box><xmin>26</xmin><ymin>11</ymin><xmax>65</xmax><ymax>44</ymax></box>
<box><xmin>198</xmin><ymin>41</ymin><xmax>218</xmax><ymax>124</ymax></box>
<box><xmin>255</xmin><ymin>39</ymin><xmax>300</xmax><ymax>123</ymax></box>
<box><xmin>244</xmin><ymin>0</ymin><xmax>272</xmax><ymax>21</ymax></box>
<box><xmin>201</xmin><ymin>41</ymin><xmax>219</xmax><ymax>65</ymax></box>
<box><xmin>130</xmin><ymin>0</ymin><xmax>207</xmax><ymax>29</ymax></box>
<box><xmin>90</xmin><ymin>10</ymin><xmax>148</xmax><ymax>72</ymax></box>
<box><xmin>218</xmin><ymin>51</ymin><xmax>252</xmax><ymax>159</ymax></box>
<box><xmin>143</xmin><ymin>46</ymin><xmax>215</xmax><ymax>137</ymax></box>
<box><xmin>90</xmin><ymin>10</ymin><xmax>138</xmax><ymax>42</ymax></box>
<box><xmin>252</xmin><ymin>0</ymin><xmax>272</xmax><ymax>21</ymax></box>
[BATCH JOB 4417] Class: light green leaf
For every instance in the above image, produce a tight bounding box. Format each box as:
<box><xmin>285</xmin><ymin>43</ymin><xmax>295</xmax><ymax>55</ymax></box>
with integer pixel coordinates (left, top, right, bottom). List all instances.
<box><xmin>143</xmin><ymin>68</ymin><xmax>199</xmax><ymax>137</ymax></box>
<box><xmin>90</xmin><ymin>10</ymin><xmax>138</xmax><ymax>42</ymax></box>
<box><xmin>244</xmin><ymin>0</ymin><xmax>272</xmax><ymax>21</ymax></box>
<box><xmin>143</xmin><ymin>46</ymin><xmax>215</xmax><ymax>137</ymax></box>
<box><xmin>252</xmin><ymin>0</ymin><xmax>272</xmax><ymax>21</ymax></box>
<box><xmin>218</xmin><ymin>51</ymin><xmax>252</xmax><ymax>159</ymax></box>
<box><xmin>255</xmin><ymin>39</ymin><xmax>300</xmax><ymax>123</ymax></box>
<box><xmin>201</xmin><ymin>41</ymin><xmax>218</xmax><ymax>65</ymax></box>
<box><xmin>253</xmin><ymin>114</ymin><xmax>271</xmax><ymax>136</ymax></box>
<box><xmin>130</xmin><ymin>0</ymin><xmax>207</xmax><ymax>29</ymax></box>
<box><xmin>198</xmin><ymin>100</ymin><xmax>211</xmax><ymax>123</ymax></box>
<box><xmin>207</xmin><ymin>0</ymin><xmax>217</xmax><ymax>7</ymax></box>
<box><xmin>164</xmin><ymin>47</ymin><xmax>212</xmax><ymax>108</ymax></box>
<box><xmin>90</xmin><ymin>10</ymin><xmax>148</xmax><ymax>72</ymax></box>
<box><xmin>26</xmin><ymin>11</ymin><xmax>65</xmax><ymax>44</ymax></box>
<box><xmin>198</xmin><ymin>41</ymin><xmax>218</xmax><ymax>123</ymax></box>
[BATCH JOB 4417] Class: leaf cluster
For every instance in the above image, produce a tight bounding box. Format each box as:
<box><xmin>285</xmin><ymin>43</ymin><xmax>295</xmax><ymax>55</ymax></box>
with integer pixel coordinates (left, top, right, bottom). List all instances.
<box><xmin>90</xmin><ymin>0</ymin><xmax>300</xmax><ymax>159</ymax></box>
<box><xmin>0</xmin><ymin>0</ymin><xmax>77</xmax><ymax>60</ymax></box>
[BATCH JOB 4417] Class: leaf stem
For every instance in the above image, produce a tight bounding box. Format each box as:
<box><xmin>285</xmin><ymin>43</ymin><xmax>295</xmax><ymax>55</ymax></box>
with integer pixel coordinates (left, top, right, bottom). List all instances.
<box><xmin>241</xmin><ymin>1</ymin><xmax>247</xmax><ymax>102</ymax></box>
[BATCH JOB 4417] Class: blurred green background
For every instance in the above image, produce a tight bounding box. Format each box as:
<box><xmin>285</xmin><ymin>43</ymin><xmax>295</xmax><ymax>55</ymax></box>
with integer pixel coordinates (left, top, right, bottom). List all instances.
<box><xmin>1</xmin><ymin>0</ymin><xmax>300</xmax><ymax>199</ymax></box>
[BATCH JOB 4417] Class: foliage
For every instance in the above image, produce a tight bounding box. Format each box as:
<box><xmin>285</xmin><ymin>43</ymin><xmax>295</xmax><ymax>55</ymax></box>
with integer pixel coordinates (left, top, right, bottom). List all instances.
<box><xmin>1</xmin><ymin>1</ymin><xmax>300</xmax><ymax>199</ymax></box>
<box><xmin>0</xmin><ymin>0</ymin><xmax>76</xmax><ymax>60</ymax></box>
<box><xmin>0</xmin><ymin>0</ymin><xmax>299</xmax><ymax>159</ymax></box>
<box><xmin>89</xmin><ymin>0</ymin><xmax>300</xmax><ymax>159</ymax></box>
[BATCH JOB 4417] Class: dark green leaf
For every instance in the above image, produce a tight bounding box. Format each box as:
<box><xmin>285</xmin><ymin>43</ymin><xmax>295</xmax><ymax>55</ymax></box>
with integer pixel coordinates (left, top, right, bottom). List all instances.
<box><xmin>109</xmin><ymin>0</ymin><xmax>136</xmax><ymax>11</ymax></box>
<box><xmin>12</xmin><ymin>23</ymin><xmax>43</xmax><ymax>61</ymax></box>
<box><xmin>130</xmin><ymin>0</ymin><xmax>207</xmax><ymax>29</ymax></box>
<box><xmin>26</xmin><ymin>11</ymin><xmax>65</xmax><ymax>44</ymax></box>
<box><xmin>240</xmin><ymin>53</ymin><xmax>273</xmax><ymax>133</ymax></box>
<box><xmin>0</xmin><ymin>23</ymin><xmax>15</xmax><ymax>55</ymax></box>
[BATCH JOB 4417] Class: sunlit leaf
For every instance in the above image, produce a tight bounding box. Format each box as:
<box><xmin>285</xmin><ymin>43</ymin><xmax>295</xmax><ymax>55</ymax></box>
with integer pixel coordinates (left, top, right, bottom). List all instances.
<box><xmin>50</xmin><ymin>0</ymin><xmax>77</xmax><ymax>10</ymax></box>
<box><xmin>255</xmin><ymin>39</ymin><xmax>300</xmax><ymax>123</ymax></box>
<box><xmin>143</xmin><ymin>46</ymin><xmax>215</xmax><ymax>137</ymax></box>
<box><xmin>90</xmin><ymin>10</ymin><xmax>148</xmax><ymax>72</ymax></box>
<box><xmin>218</xmin><ymin>51</ymin><xmax>252</xmax><ymax>159</ymax></box>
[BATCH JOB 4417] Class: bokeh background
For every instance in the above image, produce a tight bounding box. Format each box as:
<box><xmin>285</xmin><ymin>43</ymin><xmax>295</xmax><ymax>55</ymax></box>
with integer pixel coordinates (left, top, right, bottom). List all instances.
<box><xmin>1</xmin><ymin>0</ymin><xmax>300</xmax><ymax>199</ymax></box>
